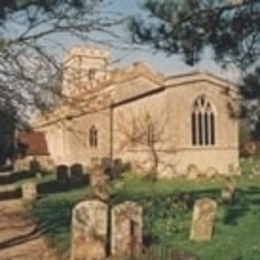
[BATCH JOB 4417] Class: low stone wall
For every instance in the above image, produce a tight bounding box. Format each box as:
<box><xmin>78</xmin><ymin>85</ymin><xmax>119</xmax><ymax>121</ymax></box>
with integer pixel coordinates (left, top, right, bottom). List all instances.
<box><xmin>14</xmin><ymin>155</ymin><xmax>55</xmax><ymax>173</ymax></box>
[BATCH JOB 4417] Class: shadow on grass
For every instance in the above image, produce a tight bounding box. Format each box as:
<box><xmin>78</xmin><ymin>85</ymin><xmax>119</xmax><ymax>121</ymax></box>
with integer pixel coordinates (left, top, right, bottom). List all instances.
<box><xmin>113</xmin><ymin>184</ymin><xmax>260</xmax><ymax>228</ymax></box>
<box><xmin>31</xmin><ymin>191</ymin><xmax>85</xmax><ymax>252</ymax></box>
<box><xmin>111</xmin><ymin>187</ymin><xmax>221</xmax><ymax>208</ymax></box>
<box><xmin>0</xmin><ymin>226</ymin><xmax>41</xmax><ymax>250</ymax></box>
<box><xmin>222</xmin><ymin>204</ymin><xmax>248</xmax><ymax>226</ymax></box>
<box><xmin>0</xmin><ymin>187</ymin><xmax>21</xmax><ymax>200</ymax></box>
<box><xmin>37</xmin><ymin>175</ymin><xmax>89</xmax><ymax>196</ymax></box>
<box><xmin>0</xmin><ymin>170</ymin><xmax>35</xmax><ymax>185</ymax></box>
<box><xmin>10</xmin><ymin>171</ymin><xmax>36</xmax><ymax>183</ymax></box>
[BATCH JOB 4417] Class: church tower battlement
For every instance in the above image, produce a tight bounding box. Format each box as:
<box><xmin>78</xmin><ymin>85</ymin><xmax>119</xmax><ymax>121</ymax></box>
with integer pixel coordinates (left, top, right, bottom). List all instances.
<box><xmin>62</xmin><ymin>46</ymin><xmax>111</xmax><ymax>97</ymax></box>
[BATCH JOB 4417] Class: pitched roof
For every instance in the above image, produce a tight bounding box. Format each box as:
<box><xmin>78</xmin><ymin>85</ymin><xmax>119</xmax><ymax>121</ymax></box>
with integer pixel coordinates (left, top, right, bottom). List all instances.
<box><xmin>17</xmin><ymin>131</ymin><xmax>49</xmax><ymax>156</ymax></box>
<box><xmin>165</xmin><ymin>70</ymin><xmax>237</xmax><ymax>91</ymax></box>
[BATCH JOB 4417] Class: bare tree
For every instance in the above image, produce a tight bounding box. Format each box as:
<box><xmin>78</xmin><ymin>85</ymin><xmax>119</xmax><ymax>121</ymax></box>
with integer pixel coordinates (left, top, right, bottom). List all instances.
<box><xmin>0</xmin><ymin>0</ymin><xmax>128</xmax><ymax>126</ymax></box>
<box><xmin>0</xmin><ymin>0</ymin><xmax>132</xmax><ymax>164</ymax></box>
<box><xmin>117</xmin><ymin>109</ymin><xmax>177</xmax><ymax>180</ymax></box>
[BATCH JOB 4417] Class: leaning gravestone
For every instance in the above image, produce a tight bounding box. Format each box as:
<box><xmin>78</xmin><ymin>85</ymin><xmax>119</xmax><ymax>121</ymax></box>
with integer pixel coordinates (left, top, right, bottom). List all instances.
<box><xmin>22</xmin><ymin>182</ymin><xmax>37</xmax><ymax>200</ymax></box>
<box><xmin>221</xmin><ymin>177</ymin><xmax>236</xmax><ymax>203</ymax></box>
<box><xmin>56</xmin><ymin>165</ymin><xmax>69</xmax><ymax>185</ymax></box>
<box><xmin>90</xmin><ymin>166</ymin><xmax>110</xmax><ymax>201</ymax></box>
<box><xmin>187</xmin><ymin>165</ymin><xmax>199</xmax><ymax>180</ymax></box>
<box><xmin>190</xmin><ymin>198</ymin><xmax>217</xmax><ymax>241</ymax></box>
<box><xmin>71</xmin><ymin>200</ymin><xmax>108</xmax><ymax>260</ymax></box>
<box><xmin>111</xmin><ymin>201</ymin><xmax>143</xmax><ymax>257</ymax></box>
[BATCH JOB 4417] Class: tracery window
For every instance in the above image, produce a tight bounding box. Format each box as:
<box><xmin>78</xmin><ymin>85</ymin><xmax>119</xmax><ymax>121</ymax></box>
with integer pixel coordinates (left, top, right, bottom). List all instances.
<box><xmin>89</xmin><ymin>125</ymin><xmax>98</xmax><ymax>148</ymax></box>
<box><xmin>191</xmin><ymin>95</ymin><xmax>215</xmax><ymax>146</ymax></box>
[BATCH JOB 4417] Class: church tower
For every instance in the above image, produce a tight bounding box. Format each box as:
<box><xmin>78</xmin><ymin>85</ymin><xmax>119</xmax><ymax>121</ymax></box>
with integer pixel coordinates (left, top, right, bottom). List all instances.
<box><xmin>62</xmin><ymin>46</ymin><xmax>110</xmax><ymax>97</ymax></box>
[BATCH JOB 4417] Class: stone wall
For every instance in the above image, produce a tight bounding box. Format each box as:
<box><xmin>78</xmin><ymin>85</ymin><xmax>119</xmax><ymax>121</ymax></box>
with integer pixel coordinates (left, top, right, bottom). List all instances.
<box><xmin>14</xmin><ymin>155</ymin><xmax>54</xmax><ymax>172</ymax></box>
<box><xmin>112</xmin><ymin>72</ymin><xmax>239</xmax><ymax>177</ymax></box>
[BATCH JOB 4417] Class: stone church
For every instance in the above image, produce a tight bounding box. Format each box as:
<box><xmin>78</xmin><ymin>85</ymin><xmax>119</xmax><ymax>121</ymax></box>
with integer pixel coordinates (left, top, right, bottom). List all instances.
<box><xmin>35</xmin><ymin>46</ymin><xmax>239</xmax><ymax>178</ymax></box>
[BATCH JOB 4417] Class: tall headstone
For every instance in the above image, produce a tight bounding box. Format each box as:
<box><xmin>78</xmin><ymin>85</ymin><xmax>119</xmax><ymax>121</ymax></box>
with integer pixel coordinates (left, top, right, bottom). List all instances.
<box><xmin>22</xmin><ymin>182</ymin><xmax>37</xmax><ymax>200</ymax></box>
<box><xmin>70</xmin><ymin>163</ymin><xmax>84</xmax><ymax>184</ymax></box>
<box><xmin>71</xmin><ymin>200</ymin><xmax>108</xmax><ymax>260</ymax></box>
<box><xmin>221</xmin><ymin>177</ymin><xmax>236</xmax><ymax>203</ymax></box>
<box><xmin>190</xmin><ymin>198</ymin><xmax>217</xmax><ymax>241</ymax></box>
<box><xmin>56</xmin><ymin>165</ymin><xmax>69</xmax><ymax>185</ymax></box>
<box><xmin>187</xmin><ymin>165</ymin><xmax>199</xmax><ymax>180</ymax></box>
<box><xmin>111</xmin><ymin>201</ymin><xmax>143</xmax><ymax>257</ymax></box>
<box><xmin>90</xmin><ymin>166</ymin><xmax>110</xmax><ymax>201</ymax></box>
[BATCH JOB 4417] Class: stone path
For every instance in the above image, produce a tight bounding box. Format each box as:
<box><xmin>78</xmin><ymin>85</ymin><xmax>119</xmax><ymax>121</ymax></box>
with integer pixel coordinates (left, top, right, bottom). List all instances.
<box><xmin>0</xmin><ymin>200</ymin><xmax>58</xmax><ymax>260</ymax></box>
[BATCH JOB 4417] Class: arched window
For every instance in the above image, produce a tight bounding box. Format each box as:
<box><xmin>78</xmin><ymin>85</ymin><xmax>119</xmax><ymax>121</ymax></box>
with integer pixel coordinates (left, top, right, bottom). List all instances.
<box><xmin>89</xmin><ymin>125</ymin><xmax>98</xmax><ymax>148</ymax></box>
<box><xmin>191</xmin><ymin>95</ymin><xmax>215</xmax><ymax>146</ymax></box>
<box><xmin>88</xmin><ymin>69</ymin><xmax>96</xmax><ymax>81</ymax></box>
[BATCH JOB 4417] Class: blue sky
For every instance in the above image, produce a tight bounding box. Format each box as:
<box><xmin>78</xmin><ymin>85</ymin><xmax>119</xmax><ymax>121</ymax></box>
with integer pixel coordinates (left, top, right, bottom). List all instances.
<box><xmin>96</xmin><ymin>0</ymin><xmax>241</xmax><ymax>81</ymax></box>
<box><xmin>7</xmin><ymin>0</ymin><xmax>240</xmax><ymax>82</ymax></box>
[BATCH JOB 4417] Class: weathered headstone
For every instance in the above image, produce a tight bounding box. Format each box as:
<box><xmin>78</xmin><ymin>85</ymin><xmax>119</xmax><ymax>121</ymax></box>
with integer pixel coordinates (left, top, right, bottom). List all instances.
<box><xmin>205</xmin><ymin>167</ymin><xmax>217</xmax><ymax>179</ymax></box>
<box><xmin>111</xmin><ymin>201</ymin><xmax>143</xmax><ymax>257</ymax></box>
<box><xmin>70</xmin><ymin>163</ymin><xmax>84</xmax><ymax>184</ymax></box>
<box><xmin>56</xmin><ymin>165</ymin><xmax>69</xmax><ymax>185</ymax></box>
<box><xmin>190</xmin><ymin>198</ymin><xmax>217</xmax><ymax>241</ymax></box>
<box><xmin>221</xmin><ymin>177</ymin><xmax>236</xmax><ymax>203</ymax></box>
<box><xmin>71</xmin><ymin>200</ymin><xmax>108</xmax><ymax>260</ymax></box>
<box><xmin>22</xmin><ymin>182</ymin><xmax>37</xmax><ymax>200</ymax></box>
<box><xmin>187</xmin><ymin>165</ymin><xmax>199</xmax><ymax>180</ymax></box>
<box><xmin>90</xmin><ymin>166</ymin><xmax>110</xmax><ymax>201</ymax></box>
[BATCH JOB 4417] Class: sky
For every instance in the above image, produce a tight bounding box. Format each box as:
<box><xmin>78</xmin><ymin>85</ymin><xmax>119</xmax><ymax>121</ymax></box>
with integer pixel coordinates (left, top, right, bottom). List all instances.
<box><xmin>93</xmin><ymin>0</ymin><xmax>241</xmax><ymax>82</ymax></box>
<box><xmin>6</xmin><ymin>0</ymin><xmax>241</xmax><ymax>82</ymax></box>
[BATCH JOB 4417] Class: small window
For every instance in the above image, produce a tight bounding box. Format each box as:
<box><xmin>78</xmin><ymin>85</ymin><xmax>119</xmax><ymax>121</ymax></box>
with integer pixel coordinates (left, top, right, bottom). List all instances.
<box><xmin>191</xmin><ymin>95</ymin><xmax>216</xmax><ymax>146</ymax></box>
<box><xmin>88</xmin><ymin>69</ymin><xmax>95</xmax><ymax>81</ymax></box>
<box><xmin>89</xmin><ymin>125</ymin><xmax>98</xmax><ymax>148</ymax></box>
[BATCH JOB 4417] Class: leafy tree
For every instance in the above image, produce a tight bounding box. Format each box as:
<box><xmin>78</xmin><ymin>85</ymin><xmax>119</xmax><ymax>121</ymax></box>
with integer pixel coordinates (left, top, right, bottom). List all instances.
<box><xmin>129</xmin><ymin>0</ymin><xmax>260</xmax><ymax>138</ymax></box>
<box><xmin>130</xmin><ymin>0</ymin><xmax>259</xmax><ymax>68</ymax></box>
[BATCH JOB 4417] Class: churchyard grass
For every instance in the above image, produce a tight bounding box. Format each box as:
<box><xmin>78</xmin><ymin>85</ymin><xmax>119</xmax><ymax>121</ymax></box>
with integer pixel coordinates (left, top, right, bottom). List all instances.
<box><xmin>30</xmin><ymin>187</ymin><xmax>88</xmax><ymax>254</ymax></box>
<box><xmin>29</xmin><ymin>159</ymin><xmax>260</xmax><ymax>260</ymax></box>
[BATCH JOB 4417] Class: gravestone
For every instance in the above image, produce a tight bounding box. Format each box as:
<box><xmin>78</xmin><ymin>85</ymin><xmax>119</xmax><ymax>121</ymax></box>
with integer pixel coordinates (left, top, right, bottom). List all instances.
<box><xmin>70</xmin><ymin>163</ymin><xmax>84</xmax><ymax>184</ymax></box>
<box><xmin>56</xmin><ymin>165</ymin><xmax>69</xmax><ymax>185</ymax></box>
<box><xmin>90</xmin><ymin>166</ymin><xmax>110</xmax><ymax>201</ymax></box>
<box><xmin>205</xmin><ymin>167</ymin><xmax>217</xmax><ymax>179</ymax></box>
<box><xmin>190</xmin><ymin>198</ymin><xmax>217</xmax><ymax>241</ymax></box>
<box><xmin>187</xmin><ymin>165</ymin><xmax>199</xmax><ymax>180</ymax></box>
<box><xmin>22</xmin><ymin>182</ymin><xmax>37</xmax><ymax>200</ymax></box>
<box><xmin>221</xmin><ymin>177</ymin><xmax>236</xmax><ymax>203</ymax></box>
<box><xmin>71</xmin><ymin>200</ymin><xmax>108</xmax><ymax>260</ymax></box>
<box><xmin>111</xmin><ymin>201</ymin><xmax>143</xmax><ymax>257</ymax></box>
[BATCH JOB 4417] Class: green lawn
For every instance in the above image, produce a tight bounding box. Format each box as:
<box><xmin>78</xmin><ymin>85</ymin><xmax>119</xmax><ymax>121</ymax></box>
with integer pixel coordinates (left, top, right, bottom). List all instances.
<box><xmin>28</xmin><ymin>159</ymin><xmax>260</xmax><ymax>260</ymax></box>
